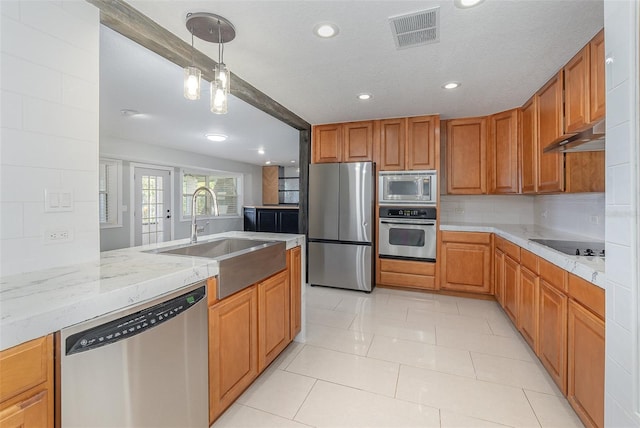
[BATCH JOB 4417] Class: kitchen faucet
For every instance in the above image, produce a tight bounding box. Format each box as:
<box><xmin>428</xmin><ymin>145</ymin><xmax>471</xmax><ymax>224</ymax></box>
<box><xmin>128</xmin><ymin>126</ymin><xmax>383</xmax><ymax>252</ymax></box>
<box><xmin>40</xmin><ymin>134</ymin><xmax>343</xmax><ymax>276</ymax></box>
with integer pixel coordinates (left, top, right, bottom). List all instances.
<box><xmin>190</xmin><ymin>186</ymin><xmax>219</xmax><ymax>243</ymax></box>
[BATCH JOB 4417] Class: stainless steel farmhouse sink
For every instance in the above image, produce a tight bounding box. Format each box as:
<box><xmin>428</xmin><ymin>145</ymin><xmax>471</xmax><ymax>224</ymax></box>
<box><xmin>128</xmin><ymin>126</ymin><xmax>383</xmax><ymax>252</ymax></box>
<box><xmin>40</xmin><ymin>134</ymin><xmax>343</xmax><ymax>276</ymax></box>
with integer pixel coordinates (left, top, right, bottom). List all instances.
<box><xmin>148</xmin><ymin>238</ymin><xmax>286</xmax><ymax>299</ymax></box>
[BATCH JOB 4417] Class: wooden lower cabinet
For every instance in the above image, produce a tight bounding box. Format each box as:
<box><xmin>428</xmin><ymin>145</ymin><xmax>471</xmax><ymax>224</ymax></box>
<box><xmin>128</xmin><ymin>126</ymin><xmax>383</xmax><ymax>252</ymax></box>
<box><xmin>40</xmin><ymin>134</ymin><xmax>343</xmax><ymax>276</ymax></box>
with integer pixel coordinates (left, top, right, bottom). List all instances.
<box><xmin>537</xmin><ymin>281</ymin><xmax>568</xmax><ymax>394</ymax></box>
<box><xmin>209</xmin><ymin>286</ymin><xmax>259</xmax><ymax>423</ymax></box>
<box><xmin>503</xmin><ymin>255</ymin><xmax>520</xmax><ymax>324</ymax></box>
<box><xmin>440</xmin><ymin>232</ymin><xmax>492</xmax><ymax>294</ymax></box>
<box><xmin>518</xmin><ymin>265</ymin><xmax>539</xmax><ymax>351</ymax></box>
<box><xmin>258</xmin><ymin>270</ymin><xmax>290</xmax><ymax>372</ymax></box>
<box><xmin>493</xmin><ymin>248</ymin><xmax>505</xmax><ymax>306</ymax></box>
<box><xmin>0</xmin><ymin>335</ymin><xmax>53</xmax><ymax>428</ymax></box>
<box><xmin>378</xmin><ymin>258</ymin><xmax>436</xmax><ymax>290</ymax></box>
<box><xmin>288</xmin><ymin>246</ymin><xmax>302</xmax><ymax>339</ymax></box>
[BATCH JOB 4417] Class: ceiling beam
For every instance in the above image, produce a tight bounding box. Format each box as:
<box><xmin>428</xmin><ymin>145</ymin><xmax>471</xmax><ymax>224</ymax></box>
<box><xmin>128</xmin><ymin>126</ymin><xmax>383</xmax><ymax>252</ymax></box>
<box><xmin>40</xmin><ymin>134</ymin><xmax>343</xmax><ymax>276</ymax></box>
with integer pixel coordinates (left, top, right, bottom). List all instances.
<box><xmin>86</xmin><ymin>0</ymin><xmax>311</xmax><ymax>131</ymax></box>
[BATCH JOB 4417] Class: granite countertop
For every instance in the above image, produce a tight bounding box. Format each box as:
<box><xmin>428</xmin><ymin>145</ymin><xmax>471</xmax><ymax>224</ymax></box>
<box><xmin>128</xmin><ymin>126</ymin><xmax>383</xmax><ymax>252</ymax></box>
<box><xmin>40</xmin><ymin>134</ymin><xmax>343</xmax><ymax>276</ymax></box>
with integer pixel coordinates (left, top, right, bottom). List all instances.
<box><xmin>440</xmin><ymin>222</ymin><xmax>605</xmax><ymax>289</ymax></box>
<box><xmin>0</xmin><ymin>231</ymin><xmax>305</xmax><ymax>351</ymax></box>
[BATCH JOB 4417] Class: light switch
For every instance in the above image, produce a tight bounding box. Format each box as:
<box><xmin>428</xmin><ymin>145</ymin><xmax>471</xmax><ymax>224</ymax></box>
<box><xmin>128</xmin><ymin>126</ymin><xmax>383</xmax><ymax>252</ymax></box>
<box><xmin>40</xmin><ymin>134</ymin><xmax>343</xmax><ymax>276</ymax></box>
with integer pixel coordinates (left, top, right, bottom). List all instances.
<box><xmin>45</xmin><ymin>189</ymin><xmax>73</xmax><ymax>212</ymax></box>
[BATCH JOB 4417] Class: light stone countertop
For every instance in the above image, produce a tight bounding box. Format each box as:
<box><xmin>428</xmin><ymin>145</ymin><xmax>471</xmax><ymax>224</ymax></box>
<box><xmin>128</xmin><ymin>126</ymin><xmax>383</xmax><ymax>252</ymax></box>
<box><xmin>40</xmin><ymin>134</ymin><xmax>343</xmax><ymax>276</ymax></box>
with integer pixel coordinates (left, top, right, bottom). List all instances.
<box><xmin>0</xmin><ymin>231</ymin><xmax>305</xmax><ymax>351</ymax></box>
<box><xmin>440</xmin><ymin>222</ymin><xmax>605</xmax><ymax>289</ymax></box>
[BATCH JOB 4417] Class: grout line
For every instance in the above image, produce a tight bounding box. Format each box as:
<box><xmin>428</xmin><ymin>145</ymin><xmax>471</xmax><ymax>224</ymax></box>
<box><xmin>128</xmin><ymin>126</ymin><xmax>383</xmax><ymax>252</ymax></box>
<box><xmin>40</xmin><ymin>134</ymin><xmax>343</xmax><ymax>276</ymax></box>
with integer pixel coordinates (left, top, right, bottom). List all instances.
<box><xmin>522</xmin><ymin>389</ymin><xmax>544</xmax><ymax>428</ymax></box>
<box><xmin>291</xmin><ymin>378</ymin><xmax>318</xmax><ymax>423</ymax></box>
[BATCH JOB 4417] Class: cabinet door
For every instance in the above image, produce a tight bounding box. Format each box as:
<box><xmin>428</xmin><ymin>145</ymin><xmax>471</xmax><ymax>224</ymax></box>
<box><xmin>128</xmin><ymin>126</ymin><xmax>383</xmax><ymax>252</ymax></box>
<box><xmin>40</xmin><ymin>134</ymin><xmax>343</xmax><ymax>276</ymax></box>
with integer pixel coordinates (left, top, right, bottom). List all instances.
<box><xmin>256</xmin><ymin>210</ymin><xmax>278</xmax><ymax>232</ymax></box>
<box><xmin>564</xmin><ymin>45</ymin><xmax>591</xmax><ymax>133</ymax></box>
<box><xmin>520</xmin><ymin>97</ymin><xmax>537</xmax><ymax>193</ymax></box>
<box><xmin>589</xmin><ymin>29</ymin><xmax>606</xmax><ymax>123</ymax></box>
<box><xmin>494</xmin><ymin>247</ymin><xmax>505</xmax><ymax>307</ymax></box>
<box><xmin>209</xmin><ymin>286</ymin><xmax>258</xmax><ymax>423</ymax></box>
<box><xmin>407</xmin><ymin>115</ymin><xmax>437</xmax><ymax>170</ymax></box>
<box><xmin>446</xmin><ymin>117</ymin><xmax>487</xmax><ymax>194</ymax></box>
<box><xmin>503</xmin><ymin>255</ymin><xmax>519</xmax><ymax>324</ymax></box>
<box><xmin>379</xmin><ymin>118</ymin><xmax>406</xmax><ymax>170</ymax></box>
<box><xmin>565</xmin><ymin>152</ymin><xmax>605</xmax><ymax>193</ymax></box>
<box><xmin>538</xmin><ymin>281</ymin><xmax>568</xmax><ymax>394</ymax></box>
<box><xmin>441</xmin><ymin>237</ymin><xmax>491</xmax><ymax>294</ymax></box>
<box><xmin>288</xmin><ymin>247</ymin><xmax>302</xmax><ymax>339</ymax></box>
<box><xmin>519</xmin><ymin>265</ymin><xmax>539</xmax><ymax>352</ymax></box>
<box><xmin>262</xmin><ymin>166</ymin><xmax>280</xmax><ymax>205</ymax></box>
<box><xmin>489</xmin><ymin>109</ymin><xmax>519</xmax><ymax>194</ymax></box>
<box><xmin>536</xmin><ymin>72</ymin><xmax>564</xmax><ymax>193</ymax></box>
<box><xmin>258</xmin><ymin>270</ymin><xmax>290</xmax><ymax>372</ymax></box>
<box><xmin>243</xmin><ymin>208</ymin><xmax>257</xmax><ymax>232</ymax></box>
<box><xmin>277</xmin><ymin>210</ymin><xmax>299</xmax><ymax>234</ymax></box>
<box><xmin>568</xmin><ymin>300</ymin><xmax>605</xmax><ymax>428</ymax></box>
<box><xmin>312</xmin><ymin>124</ymin><xmax>342</xmax><ymax>163</ymax></box>
<box><xmin>343</xmin><ymin>121</ymin><xmax>373</xmax><ymax>162</ymax></box>
<box><xmin>0</xmin><ymin>390</ymin><xmax>48</xmax><ymax>428</ymax></box>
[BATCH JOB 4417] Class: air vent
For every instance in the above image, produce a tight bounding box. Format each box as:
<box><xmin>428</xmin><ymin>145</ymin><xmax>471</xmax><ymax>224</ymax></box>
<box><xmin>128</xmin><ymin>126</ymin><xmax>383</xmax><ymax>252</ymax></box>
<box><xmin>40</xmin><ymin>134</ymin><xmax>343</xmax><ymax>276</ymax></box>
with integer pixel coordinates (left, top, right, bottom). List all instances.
<box><xmin>389</xmin><ymin>7</ymin><xmax>440</xmax><ymax>49</ymax></box>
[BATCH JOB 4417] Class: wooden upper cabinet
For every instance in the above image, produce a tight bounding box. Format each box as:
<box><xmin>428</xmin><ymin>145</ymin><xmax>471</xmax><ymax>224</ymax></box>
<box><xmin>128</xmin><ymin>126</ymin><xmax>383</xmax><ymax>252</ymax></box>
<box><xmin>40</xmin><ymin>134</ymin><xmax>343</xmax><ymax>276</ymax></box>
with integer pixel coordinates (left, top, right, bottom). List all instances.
<box><xmin>520</xmin><ymin>97</ymin><xmax>538</xmax><ymax>193</ymax></box>
<box><xmin>379</xmin><ymin>118</ymin><xmax>406</xmax><ymax>170</ymax></box>
<box><xmin>261</xmin><ymin>166</ymin><xmax>279</xmax><ymax>205</ymax></box>
<box><xmin>312</xmin><ymin>124</ymin><xmax>342</xmax><ymax>163</ymax></box>
<box><xmin>564</xmin><ymin>45</ymin><xmax>591</xmax><ymax>133</ymax></box>
<box><xmin>536</xmin><ymin>72</ymin><xmax>564</xmax><ymax>193</ymax></box>
<box><xmin>589</xmin><ymin>29</ymin><xmax>606</xmax><ymax>123</ymax></box>
<box><xmin>446</xmin><ymin>117</ymin><xmax>487</xmax><ymax>194</ymax></box>
<box><xmin>343</xmin><ymin>121</ymin><xmax>373</xmax><ymax>162</ymax></box>
<box><xmin>407</xmin><ymin>115</ymin><xmax>438</xmax><ymax>170</ymax></box>
<box><xmin>488</xmin><ymin>109</ymin><xmax>519</xmax><ymax>194</ymax></box>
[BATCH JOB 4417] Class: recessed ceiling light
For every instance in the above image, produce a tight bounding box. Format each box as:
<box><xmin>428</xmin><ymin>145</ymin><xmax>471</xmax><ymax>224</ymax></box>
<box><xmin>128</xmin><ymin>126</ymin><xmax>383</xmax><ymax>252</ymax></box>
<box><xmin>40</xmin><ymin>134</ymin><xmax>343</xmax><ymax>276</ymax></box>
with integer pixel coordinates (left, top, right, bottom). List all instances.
<box><xmin>442</xmin><ymin>82</ymin><xmax>461</xmax><ymax>90</ymax></box>
<box><xmin>314</xmin><ymin>23</ymin><xmax>339</xmax><ymax>38</ymax></box>
<box><xmin>454</xmin><ymin>0</ymin><xmax>485</xmax><ymax>8</ymax></box>
<box><xmin>290</xmin><ymin>160</ymin><xmax>296</xmax><ymax>163</ymax></box>
<box><xmin>206</xmin><ymin>134</ymin><xmax>227</xmax><ymax>142</ymax></box>
<box><xmin>120</xmin><ymin>109</ymin><xmax>140</xmax><ymax>117</ymax></box>
<box><xmin>265</xmin><ymin>160</ymin><xmax>272</xmax><ymax>165</ymax></box>
<box><xmin>357</xmin><ymin>93</ymin><xmax>373</xmax><ymax>100</ymax></box>
<box><xmin>258</xmin><ymin>149</ymin><xmax>265</xmax><ymax>155</ymax></box>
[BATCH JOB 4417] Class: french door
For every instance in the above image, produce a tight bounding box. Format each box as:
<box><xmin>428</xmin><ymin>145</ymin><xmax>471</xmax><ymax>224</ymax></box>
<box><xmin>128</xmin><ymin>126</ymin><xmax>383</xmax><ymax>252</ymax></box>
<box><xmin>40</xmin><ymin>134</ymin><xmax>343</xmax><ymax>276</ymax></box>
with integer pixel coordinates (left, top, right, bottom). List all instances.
<box><xmin>133</xmin><ymin>166</ymin><xmax>172</xmax><ymax>246</ymax></box>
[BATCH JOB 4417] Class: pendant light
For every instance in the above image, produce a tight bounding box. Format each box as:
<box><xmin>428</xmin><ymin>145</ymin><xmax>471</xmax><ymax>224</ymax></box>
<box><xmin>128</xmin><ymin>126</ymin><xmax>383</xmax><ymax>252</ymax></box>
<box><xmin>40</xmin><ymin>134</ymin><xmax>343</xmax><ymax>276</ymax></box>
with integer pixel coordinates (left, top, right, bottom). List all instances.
<box><xmin>183</xmin><ymin>29</ymin><xmax>201</xmax><ymax>100</ymax></box>
<box><xmin>185</xmin><ymin>13</ymin><xmax>235</xmax><ymax>115</ymax></box>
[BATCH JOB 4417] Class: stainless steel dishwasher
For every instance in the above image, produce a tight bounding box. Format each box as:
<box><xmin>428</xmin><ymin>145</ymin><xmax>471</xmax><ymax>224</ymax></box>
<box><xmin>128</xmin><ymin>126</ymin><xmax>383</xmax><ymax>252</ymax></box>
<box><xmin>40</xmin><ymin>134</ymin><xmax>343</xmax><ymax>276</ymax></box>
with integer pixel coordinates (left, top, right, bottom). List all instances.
<box><xmin>60</xmin><ymin>282</ymin><xmax>208</xmax><ymax>428</ymax></box>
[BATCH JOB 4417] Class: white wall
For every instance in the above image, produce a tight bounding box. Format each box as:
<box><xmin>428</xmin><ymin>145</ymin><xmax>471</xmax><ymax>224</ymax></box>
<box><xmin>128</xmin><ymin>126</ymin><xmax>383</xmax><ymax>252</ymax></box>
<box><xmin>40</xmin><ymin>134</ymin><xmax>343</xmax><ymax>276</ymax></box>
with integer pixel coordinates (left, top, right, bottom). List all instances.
<box><xmin>0</xmin><ymin>1</ymin><xmax>100</xmax><ymax>276</ymax></box>
<box><xmin>100</xmin><ymin>137</ymin><xmax>263</xmax><ymax>251</ymax></box>
<box><xmin>439</xmin><ymin>195</ymin><xmax>535</xmax><ymax>224</ymax></box>
<box><xmin>603</xmin><ymin>1</ymin><xmax>640</xmax><ymax>426</ymax></box>
<box><xmin>534</xmin><ymin>193</ymin><xmax>605</xmax><ymax>240</ymax></box>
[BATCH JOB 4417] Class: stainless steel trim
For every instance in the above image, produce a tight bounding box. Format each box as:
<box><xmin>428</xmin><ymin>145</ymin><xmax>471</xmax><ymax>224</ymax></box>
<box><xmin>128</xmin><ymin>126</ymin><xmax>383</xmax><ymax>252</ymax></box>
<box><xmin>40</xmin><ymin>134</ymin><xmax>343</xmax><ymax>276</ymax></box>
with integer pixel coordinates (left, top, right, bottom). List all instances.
<box><xmin>543</xmin><ymin>120</ymin><xmax>605</xmax><ymax>153</ymax></box>
<box><xmin>378</xmin><ymin>170</ymin><xmax>437</xmax><ymax>205</ymax></box>
<box><xmin>380</xmin><ymin>219</ymin><xmax>436</xmax><ymax>225</ymax></box>
<box><xmin>379</xmin><ymin>219</ymin><xmax>436</xmax><ymax>260</ymax></box>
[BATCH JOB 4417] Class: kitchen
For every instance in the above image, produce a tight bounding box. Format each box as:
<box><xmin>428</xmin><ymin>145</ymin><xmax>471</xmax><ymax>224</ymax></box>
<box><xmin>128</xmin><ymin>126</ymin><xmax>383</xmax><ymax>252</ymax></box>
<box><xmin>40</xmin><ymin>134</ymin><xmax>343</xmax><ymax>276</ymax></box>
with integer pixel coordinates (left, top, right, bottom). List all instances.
<box><xmin>0</xmin><ymin>1</ymin><xmax>638</xmax><ymax>428</ymax></box>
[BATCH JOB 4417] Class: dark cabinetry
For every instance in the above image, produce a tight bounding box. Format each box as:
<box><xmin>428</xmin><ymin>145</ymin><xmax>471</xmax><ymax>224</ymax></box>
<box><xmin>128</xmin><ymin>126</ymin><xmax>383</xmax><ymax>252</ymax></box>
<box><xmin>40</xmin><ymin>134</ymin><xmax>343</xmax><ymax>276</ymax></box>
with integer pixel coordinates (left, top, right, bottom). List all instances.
<box><xmin>244</xmin><ymin>207</ymin><xmax>299</xmax><ymax>234</ymax></box>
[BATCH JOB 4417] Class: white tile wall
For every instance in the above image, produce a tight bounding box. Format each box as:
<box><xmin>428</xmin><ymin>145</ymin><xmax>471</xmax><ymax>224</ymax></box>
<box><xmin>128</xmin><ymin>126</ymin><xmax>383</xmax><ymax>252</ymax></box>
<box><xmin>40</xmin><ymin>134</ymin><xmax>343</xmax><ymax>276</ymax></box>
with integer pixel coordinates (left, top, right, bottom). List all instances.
<box><xmin>0</xmin><ymin>1</ymin><xmax>100</xmax><ymax>276</ymax></box>
<box><xmin>603</xmin><ymin>1</ymin><xmax>640</xmax><ymax>426</ymax></box>
<box><xmin>439</xmin><ymin>195</ymin><xmax>535</xmax><ymax>224</ymax></box>
<box><xmin>534</xmin><ymin>193</ymin><xmax>606</xmax><ymax>240</ymax></box>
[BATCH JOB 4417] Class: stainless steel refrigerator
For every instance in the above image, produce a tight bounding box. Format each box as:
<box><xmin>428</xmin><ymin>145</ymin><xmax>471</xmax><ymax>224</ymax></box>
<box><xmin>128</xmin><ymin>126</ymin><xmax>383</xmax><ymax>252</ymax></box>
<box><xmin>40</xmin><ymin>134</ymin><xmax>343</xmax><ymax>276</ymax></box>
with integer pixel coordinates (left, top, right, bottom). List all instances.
<box><xmin>308</xmin><ymin>162</ymin><xmax>375</xmax><ymax>292</ymax></box>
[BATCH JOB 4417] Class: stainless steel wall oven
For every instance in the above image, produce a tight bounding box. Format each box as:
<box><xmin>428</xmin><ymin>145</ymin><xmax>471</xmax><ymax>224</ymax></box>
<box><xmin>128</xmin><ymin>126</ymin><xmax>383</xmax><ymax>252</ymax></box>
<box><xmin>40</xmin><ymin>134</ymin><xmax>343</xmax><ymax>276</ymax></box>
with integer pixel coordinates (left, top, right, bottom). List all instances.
<box><xmin>379</xmin><ymin>206</ymin><xmax>436</xmax><ymax>261</ymax></box>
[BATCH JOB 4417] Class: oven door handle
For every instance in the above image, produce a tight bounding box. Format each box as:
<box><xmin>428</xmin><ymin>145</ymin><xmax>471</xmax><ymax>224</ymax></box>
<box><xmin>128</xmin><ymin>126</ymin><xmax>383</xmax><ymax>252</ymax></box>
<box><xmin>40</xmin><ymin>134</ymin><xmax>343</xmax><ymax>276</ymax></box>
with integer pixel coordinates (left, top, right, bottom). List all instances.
<box><xmin>380</xmin><ymin>219</ymin><xmax>436</xmax><ymax>226</ymax></box>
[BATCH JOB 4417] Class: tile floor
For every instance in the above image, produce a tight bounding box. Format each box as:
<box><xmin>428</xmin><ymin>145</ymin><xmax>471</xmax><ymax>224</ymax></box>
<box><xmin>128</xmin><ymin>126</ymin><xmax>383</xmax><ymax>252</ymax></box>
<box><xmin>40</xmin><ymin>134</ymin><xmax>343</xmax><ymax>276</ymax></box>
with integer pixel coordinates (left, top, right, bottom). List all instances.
<box><xmin>212</xmin><ymin>285</ymin><xmax>585</xmax><ymax>428</ymax></box>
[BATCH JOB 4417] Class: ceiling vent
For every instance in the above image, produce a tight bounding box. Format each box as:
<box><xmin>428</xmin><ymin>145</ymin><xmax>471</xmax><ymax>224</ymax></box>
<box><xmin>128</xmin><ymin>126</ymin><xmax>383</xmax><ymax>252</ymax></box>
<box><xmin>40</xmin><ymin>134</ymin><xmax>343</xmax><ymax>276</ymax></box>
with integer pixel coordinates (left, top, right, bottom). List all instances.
<box><xmin>389</xmin><ymin>7</ymin><xmax>440</xmax><ymax>49</ymax></box>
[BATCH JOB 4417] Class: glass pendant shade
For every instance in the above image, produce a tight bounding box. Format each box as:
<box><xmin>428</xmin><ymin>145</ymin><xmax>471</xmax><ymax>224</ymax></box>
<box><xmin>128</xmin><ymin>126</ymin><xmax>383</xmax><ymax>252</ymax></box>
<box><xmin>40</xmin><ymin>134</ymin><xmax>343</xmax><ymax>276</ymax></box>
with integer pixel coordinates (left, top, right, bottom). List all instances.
<box><xmin>183</xmin><ymin>66</ymin><xmax>202</xmax><ymax>100</ymax></box>
<box><xmin>210</xmin><ymin>63</ymin><xmax>229</xmax><ymax>114</ymax></box>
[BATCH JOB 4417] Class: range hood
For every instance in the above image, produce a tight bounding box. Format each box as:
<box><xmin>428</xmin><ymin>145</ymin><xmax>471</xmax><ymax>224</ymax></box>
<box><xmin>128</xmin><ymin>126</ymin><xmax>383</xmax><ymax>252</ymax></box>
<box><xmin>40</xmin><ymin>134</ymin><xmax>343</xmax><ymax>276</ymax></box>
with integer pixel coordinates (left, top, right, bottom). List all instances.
<box><xmin>543</xmin><ymin>120</ymin><xmax>605</xmax><ymax>153</ymax></box>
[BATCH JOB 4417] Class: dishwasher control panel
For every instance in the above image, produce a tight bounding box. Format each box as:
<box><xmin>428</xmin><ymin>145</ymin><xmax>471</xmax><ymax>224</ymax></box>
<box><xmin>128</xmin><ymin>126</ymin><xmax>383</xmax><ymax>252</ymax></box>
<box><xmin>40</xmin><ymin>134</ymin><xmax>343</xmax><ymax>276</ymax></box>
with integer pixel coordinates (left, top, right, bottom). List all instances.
<box><xmin>65</xmin><ymin>285</ymin><xmax>206</xmax><ymax>355</ymax></box>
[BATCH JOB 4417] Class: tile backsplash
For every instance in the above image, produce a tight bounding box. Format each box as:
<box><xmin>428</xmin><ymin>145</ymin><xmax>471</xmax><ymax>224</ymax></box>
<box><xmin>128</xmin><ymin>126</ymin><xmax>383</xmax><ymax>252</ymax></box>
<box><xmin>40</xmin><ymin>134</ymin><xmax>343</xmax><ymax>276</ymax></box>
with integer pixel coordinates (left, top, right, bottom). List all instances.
<box><xmin>439</xmin><ymin>195</ymin><xmax>535</xmax><ymax>224</ymax></box>
<box><xmin>534</xmin><ymin>193</ymin><xmax>605</xmax><ymax>241</ymax></box>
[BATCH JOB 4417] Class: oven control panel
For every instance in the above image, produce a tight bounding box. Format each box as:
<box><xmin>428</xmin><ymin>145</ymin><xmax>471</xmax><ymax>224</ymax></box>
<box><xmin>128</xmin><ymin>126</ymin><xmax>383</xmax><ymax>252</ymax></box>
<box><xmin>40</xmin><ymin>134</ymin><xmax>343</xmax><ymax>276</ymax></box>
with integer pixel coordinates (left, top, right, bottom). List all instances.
<box><xmin>379</xmin><ymin>206</ymin><xmax>436</xmax><ymax>219</ymax></box>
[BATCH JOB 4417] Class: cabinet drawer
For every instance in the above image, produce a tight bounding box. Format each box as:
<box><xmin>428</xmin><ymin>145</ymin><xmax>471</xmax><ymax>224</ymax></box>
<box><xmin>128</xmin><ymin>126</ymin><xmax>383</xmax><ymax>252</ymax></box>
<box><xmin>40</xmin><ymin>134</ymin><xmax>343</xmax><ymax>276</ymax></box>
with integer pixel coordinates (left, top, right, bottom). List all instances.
<box><xmin>568</xmin><ymin>274</ymin><xmax>605</xmax><ymax>320</ymax></box>
<box><xmin>379</xmin><ymin>258</ymin><xmax>436</xmax><ymax>289</ymax></box>
<box><xmin>0</xmin><ymin>336</ymin><xmax>51</xmax><ymax>404</ymax></box>
<box><xmin>380</xmin><ymin>258</ymin><xmax>435</xmax><ymax>276</ymax></box>
<box><xmin>521</xmin><ymin>249</ymin><xmax>539</xmax><ymax>274</ymax></box>
<box><xmin>539</xmin><ymin>258</ymin><xmax>567</xmax><ymax>292</ymax></box>
<box><xmin>441</xmin><ymin>231</ymin><xmax>491</xmax><ymax>245</ymax></box>
<box><xmin>495</xmin><ymin>236</ymin><xmax>521</xmax><ymax>261</ymax></box>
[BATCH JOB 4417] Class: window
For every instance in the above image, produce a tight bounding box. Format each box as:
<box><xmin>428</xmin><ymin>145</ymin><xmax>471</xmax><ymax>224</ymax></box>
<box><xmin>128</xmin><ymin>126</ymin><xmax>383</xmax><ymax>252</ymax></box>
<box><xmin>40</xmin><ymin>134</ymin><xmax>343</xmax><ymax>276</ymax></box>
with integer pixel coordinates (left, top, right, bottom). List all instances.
<box><xmin>181</xmin><ymin>169</ymin><xmax>241</xmax><ymax>219</ymax></box>
<box><xmin>99</xmin><ymin>158</ymin><xmax>122</xmax><ymax>227</ymax></box>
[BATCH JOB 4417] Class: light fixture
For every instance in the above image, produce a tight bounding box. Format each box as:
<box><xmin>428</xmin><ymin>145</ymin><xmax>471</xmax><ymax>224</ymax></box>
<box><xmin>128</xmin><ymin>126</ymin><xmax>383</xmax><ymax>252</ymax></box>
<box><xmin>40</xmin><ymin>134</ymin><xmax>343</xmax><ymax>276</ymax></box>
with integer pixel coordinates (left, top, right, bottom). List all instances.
<box><xmin>258</xmin><ymin>149</ymin><xmax>265</xmax><ymax>155</ymax></box>
<box><xmin>120</xmin><ymin>109</ymin><xmax>140</xmax><ymax>117</ymax></box>
<box><xmin>314</xmin><ymin>23</ymin><xmax>339</xmax><ymax>38</ymax></box>
<box><xmin>183</xmin><ymin>27</ymin><xmax>201</xmax><ymax>100</ymax></box>
<box><xmin>357</xmin><ymin>93</ymin><xmax>373</xmax><ymax>100</ymax></box>
<box><xmin>442</xmin><ymin>82</ymin><xmax>461</xmax><ymax>89</ymax></box>
<box><xmin>454</xmin><ymin>0</ymin><xmax>485</xmax><ymax>8</ymax></box>
<box><xmin>206</xmin><ymin>133</ymin><xmax>227</xmax><ymax>142</ymax></box>
<box><xmin>265</xmin><ymin>160</ymin><xmax>272</xmax><ymax>165</ymax></box>
<box><xmin>186</xmin><ymin>13</ymin><xmax>236</xmax><ymax>114</ymax></box>
<box><xmin>290</xmin><ymin>160</ymin><xmax>296</xmax><ymax>163</ymax></box>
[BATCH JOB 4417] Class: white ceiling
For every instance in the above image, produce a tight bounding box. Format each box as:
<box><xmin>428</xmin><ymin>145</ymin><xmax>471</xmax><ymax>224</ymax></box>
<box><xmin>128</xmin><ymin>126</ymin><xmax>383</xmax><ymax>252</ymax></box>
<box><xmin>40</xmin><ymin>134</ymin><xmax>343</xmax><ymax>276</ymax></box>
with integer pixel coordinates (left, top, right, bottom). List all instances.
<box><xmin>102</xmin><ymin>0</ymin><xmax>603</xmax><ymax>166</ymax></box>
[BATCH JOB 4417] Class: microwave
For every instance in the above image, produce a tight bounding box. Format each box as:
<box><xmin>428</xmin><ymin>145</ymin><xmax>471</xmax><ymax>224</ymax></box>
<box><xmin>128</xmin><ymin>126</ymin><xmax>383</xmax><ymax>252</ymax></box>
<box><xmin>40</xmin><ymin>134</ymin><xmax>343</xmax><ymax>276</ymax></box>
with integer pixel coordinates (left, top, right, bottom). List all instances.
<box><xmin>378</xmin><ymin>170</ymin><xmax>437</xmax><ymax>205</ymax></box>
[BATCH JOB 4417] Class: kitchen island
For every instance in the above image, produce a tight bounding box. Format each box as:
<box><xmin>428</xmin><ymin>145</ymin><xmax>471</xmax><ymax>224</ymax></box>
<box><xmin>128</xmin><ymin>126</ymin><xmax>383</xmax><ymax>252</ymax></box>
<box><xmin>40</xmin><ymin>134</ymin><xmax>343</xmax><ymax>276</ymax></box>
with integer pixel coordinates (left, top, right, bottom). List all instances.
<box><xmin>0</xmin><ymin>231</ymin><xmax>306</xmax><ymax>352</ymax></box>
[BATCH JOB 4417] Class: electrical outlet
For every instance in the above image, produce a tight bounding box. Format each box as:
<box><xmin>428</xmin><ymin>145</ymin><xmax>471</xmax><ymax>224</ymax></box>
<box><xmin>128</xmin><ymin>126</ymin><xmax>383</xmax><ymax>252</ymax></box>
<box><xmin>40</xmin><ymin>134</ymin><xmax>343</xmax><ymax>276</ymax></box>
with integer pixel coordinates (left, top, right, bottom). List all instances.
<box><xmin>454</xmin><ymin>207</ymin><xmax>465</xmax><ymax>214</ymax></box>
<box><xmin>44</xmin><ymin>229</ymin><xmax>72</xmax><ymax>244</ymax></box>
<box><xmin>589</xmin><ymin>215</ymin><xmax>600</xmax><ymax>225</ymax></box>
<box><xmin>541</xmin><ymin>210</ymin><xmax>548</xmax><ymax>218</ymax></box>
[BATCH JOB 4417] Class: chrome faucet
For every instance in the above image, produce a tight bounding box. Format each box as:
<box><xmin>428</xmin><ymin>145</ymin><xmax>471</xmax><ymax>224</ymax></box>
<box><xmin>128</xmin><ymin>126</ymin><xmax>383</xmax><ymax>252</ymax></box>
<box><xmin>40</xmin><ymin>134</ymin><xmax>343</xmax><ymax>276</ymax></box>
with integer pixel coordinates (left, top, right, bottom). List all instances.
<box><xmin>190</xmin><ymin>186</ymin><xmax>219</xmax><ymax>243</ymax></box>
